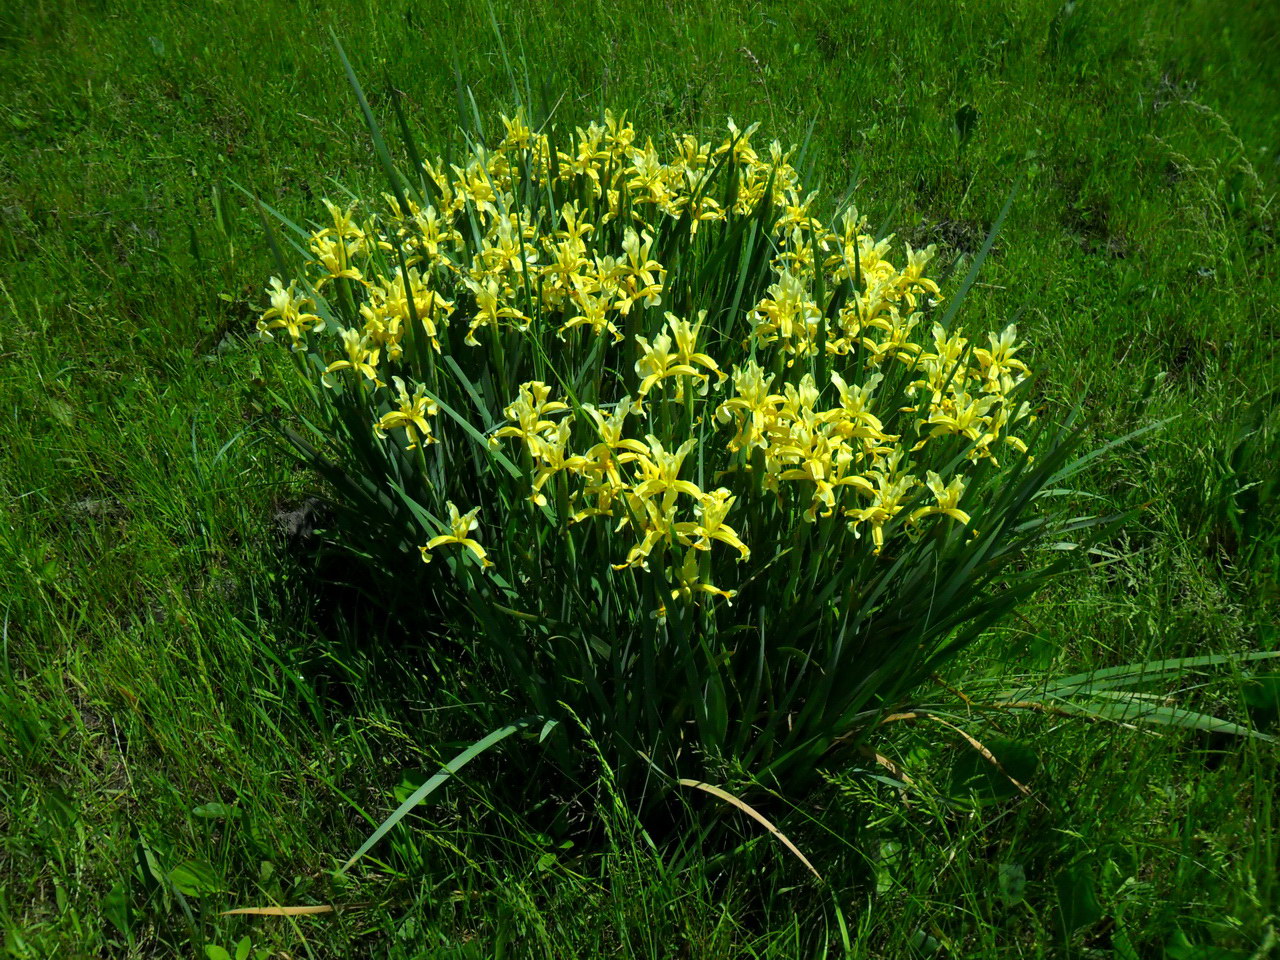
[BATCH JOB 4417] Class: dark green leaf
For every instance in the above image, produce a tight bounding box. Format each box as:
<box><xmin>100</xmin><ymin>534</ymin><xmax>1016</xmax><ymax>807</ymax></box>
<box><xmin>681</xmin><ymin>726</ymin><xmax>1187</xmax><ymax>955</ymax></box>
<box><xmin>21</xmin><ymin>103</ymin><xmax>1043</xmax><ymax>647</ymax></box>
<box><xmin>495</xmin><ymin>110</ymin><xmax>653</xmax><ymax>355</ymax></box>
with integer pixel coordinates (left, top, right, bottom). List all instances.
<box><xmin>1054</xmin><ymin>861</ymin><xmax>1102</xmax><ymax>939</ymax></box>
<box><xmin>997</xmin><ymin>862</ymin><xmax>1026</xmax><ymax>907</ymax></box>
<box><xmin>954</xmin><ymin>104</ymin><xmax>979</xmax><ymax>150</ymax></box>
<box><xmin>169</xmin><ymin>860</ymin><xmax>224</xmax><ymax>898</ymax></box>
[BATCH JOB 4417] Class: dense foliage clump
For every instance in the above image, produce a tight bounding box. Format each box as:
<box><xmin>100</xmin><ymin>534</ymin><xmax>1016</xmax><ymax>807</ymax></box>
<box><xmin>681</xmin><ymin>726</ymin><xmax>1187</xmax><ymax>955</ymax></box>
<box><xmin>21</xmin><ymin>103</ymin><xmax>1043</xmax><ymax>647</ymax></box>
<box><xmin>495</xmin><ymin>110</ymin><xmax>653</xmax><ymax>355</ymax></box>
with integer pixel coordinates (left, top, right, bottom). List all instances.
<box><xmin>259</xmin><ymin>109</ymin><xmax>1077</xmax><ymax>808</ymax></box>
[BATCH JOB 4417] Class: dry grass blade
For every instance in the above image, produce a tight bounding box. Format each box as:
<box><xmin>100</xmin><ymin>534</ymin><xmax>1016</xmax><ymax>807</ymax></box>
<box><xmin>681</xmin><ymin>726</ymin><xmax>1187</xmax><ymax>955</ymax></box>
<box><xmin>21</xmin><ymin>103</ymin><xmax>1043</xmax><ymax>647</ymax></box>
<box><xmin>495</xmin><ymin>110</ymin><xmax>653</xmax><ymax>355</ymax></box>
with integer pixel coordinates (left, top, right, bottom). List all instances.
<box><xmin>991</xmin><ymin>700</ymin><xmax>1103</xmax><ymax>720</ymax></box>
<box><xmin>858</xmin><ymin>746</ymin><xmax>915</xmax><ymax>786</ymax></box>
<box><xmin>880</xmin><ymin>710</ymin><xmax>1032</xmax><ymax>796</ymax></box>
<box><xmin>220</xmin><ymin>905</ymin><xmax>343</xmax><ymax>917</ymax></box>
<box><xmin>926</xmin><ymin>715</ymin><xmax>1033</xmax><ymax>797</ymax></box>
<box><xmin>677</xmin><ymin>778</ymin><xmax>822</xmax><ymax>880</ymax></box>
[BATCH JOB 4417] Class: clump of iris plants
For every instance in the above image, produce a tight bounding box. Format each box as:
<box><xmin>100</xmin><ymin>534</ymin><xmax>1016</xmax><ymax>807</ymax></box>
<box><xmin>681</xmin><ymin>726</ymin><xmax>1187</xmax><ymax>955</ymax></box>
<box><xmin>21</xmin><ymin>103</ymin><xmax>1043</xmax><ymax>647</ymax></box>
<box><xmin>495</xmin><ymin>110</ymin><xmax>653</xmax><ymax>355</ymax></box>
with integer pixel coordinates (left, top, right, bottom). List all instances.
<box><xmin>256</xmin><ymin>105</ymin><xmax>1087</xmax><ymax>840</ymax></box>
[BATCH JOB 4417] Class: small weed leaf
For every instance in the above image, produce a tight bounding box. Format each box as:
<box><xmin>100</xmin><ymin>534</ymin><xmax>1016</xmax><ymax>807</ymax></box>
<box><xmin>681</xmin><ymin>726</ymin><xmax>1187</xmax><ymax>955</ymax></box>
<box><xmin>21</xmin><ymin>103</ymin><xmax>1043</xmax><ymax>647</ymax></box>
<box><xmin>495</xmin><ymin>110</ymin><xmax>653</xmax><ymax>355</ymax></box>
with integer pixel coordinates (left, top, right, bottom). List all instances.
<box><xmin>1165</xmin><ymin>929</ymin><xmax>1255</xmax><ymax>960</ymax></box>
<box><xmin>1054</xmin><ymin>860</ymin><xmax>1103</xmax><ymax>943</ymax></box>
<box><xmin>341</xmin><ymin>720</ymin><xmax>539</xmax><ymax>873</ymax></box>
<box><xmin>997</xmin><ymin>862</ymin><xmax>1027</xmax><ymax>907</ymax></box>
<box><xmin>944</xmin><ymin>734</ymin><xmax>1038</xmax><ymax>804</ymax></box>
<box><xmin>191</xmin><ymin>802</ymin><xmax>240</xmax><ymax>820</ymax></box>
<box><xmin>220</xmin><ymin>905</ymin><xmax>339</xmax><ymax>917</ymax></box>
<box><xmin>677</xmin><ymin>779</ymin><xmax>822</xmax><ymax>880</ymax></box>
<box><xmin>954</xmin><ymin>104</ymin><xmax>979</xmax><ymax>153</ymax></box>
<box><xmin>102</xmin><ymin>881</ymin><xmax>132</xmax><ymax>938</ymax></box>
<box><xmin>1242</xmin><ymin>673</ymin><xmax>1280</xmax><ymax>726</ymax></box>
<box><xmin>168</xmin><ymin>861</ymin><xmax>224</xmax><ymax>898</ymax></box>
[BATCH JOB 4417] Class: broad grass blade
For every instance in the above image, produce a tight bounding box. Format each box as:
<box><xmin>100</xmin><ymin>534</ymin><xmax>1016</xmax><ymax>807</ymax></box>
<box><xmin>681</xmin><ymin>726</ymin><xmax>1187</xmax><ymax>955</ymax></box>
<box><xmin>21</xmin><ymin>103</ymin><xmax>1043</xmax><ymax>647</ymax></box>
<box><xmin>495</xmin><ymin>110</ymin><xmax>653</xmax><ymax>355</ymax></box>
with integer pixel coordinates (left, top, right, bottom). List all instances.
<box><xmin>340</xmin><ymin>719</ymin><xmax>540</xmax><ymax>874</ymax></box>
<box><xmin>937</xmin><ymin>176</ymin><xmax>1020</xmax><ymax>333</ymax></box>
<box><xmin>331</xmin><ymin>32</ymin><xmax>412</xmax><ymax>219</ymax></box>
<box><xmin>1002</xmin><ymin>650</ymin><xmax>1280</xmax><ymax>700</ymax></box>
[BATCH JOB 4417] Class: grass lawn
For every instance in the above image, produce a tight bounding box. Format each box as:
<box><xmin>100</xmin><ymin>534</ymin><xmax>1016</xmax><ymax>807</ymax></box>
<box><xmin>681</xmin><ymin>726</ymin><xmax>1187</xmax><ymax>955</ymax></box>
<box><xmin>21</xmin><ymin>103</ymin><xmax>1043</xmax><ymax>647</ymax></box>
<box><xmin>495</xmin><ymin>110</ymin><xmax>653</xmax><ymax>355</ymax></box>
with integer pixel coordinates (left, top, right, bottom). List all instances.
<box><xmin>1</xmin><ymin>0</ymin><xmax>1277</xmax><ymax>956</ymax></box>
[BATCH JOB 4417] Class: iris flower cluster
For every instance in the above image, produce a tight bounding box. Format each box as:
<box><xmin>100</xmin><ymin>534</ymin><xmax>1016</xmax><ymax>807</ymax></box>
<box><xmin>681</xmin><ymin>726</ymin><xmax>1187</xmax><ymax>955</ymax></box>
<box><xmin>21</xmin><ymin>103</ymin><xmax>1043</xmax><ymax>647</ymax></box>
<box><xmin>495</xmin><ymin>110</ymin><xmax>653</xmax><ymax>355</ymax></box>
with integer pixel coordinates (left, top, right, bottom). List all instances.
<box><xmin>258</xmin><ymin>110</ymin><xmax>1034</xmax><ymax>608</ymax></box>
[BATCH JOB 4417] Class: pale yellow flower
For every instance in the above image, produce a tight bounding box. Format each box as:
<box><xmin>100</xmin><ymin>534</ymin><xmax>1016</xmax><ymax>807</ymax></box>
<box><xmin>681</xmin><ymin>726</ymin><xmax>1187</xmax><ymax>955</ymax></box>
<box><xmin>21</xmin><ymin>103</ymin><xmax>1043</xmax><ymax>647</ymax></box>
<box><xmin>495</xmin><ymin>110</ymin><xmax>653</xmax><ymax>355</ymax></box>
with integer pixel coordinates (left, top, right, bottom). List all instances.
<box><xmin>669</xmin><ymin>548</ymin><xmax>736</xmax><ymax>604</ymax></box>
<box><xmin>322</xmin><ymin>329</ymin><xmax>383</xmax><ymax>388</ymax></box>
<box><xmin>909</xmin><ymin>471</ymin><xmax>971</xmax><ymax>527</ymax></box>
<box><xmin>258</xmin><ymin>277</ymin><xmax>323</xmax><ymax>348</ymax></box>
<box><xmin>676</xmin><ymin>488</ymin><xmax>750</xmax><ymax>561</ymax></box>
<box><xmin>374</xmin><ymin>377</ymin><xmax>438</xmax><ymax>450</ymax></box>
<box><xmin>421</xmin><ymin>502</ymin><xmax>493</xmax><ymax>568</ymax></box>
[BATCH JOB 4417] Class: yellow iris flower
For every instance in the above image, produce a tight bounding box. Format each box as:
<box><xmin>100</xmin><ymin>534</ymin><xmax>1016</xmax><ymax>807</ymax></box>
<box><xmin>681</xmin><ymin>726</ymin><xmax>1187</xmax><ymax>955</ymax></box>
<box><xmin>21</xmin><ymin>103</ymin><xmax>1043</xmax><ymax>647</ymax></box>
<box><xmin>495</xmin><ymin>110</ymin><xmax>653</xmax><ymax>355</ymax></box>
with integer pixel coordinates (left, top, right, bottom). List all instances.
<box><xmin>612</xmin><ymin>495</ymin><xmax>679</xmax><ymax>570</ymax></box>
<box><xmin>491</xmin><ymin>381</ymin><xmax>570</xmax><ymax>451</ymax></box>
<box><xmin>825</xmin><ymin>371</ymin><xmax>890</xmax><ymax>440</ymax></box>
<box><xmin>634</xmin><ymin>329</ymin><xmax>698</xmax><ymax>398</ymax></box>
<box><xmin>462</xmin><ymin>276</ymin><xmax>531</xmax><ymax>346</ymax></box>
<box><xmin>322</xmin><ymin>329</ymin><xmax>383</xmax><ymax>388</ymax></box>
<box><xmin>258</xmin><ymin>277</ymin><xmax>323</xmax><ymax>349</ymax></box>
<box><xmin>635</xmin><ymin>314</ymin><xmax>720</xmax><ymax>398</ymax></box>
<box><xmin>614</xmin><ymin>229</ymin><xmax>665</xmax><ymax>315</ymax></box>
<box><xmin>561</xmin><ymin>277</ymin><xmax>622</xmax><ymax>342</ymax></box>
<box><xmin>918</xmin><ymin>391</ymin><xmax>998</xmax><ymax>444</ymax></box>
<box><xmin>751</xmin><ymin>270</ymin><xmax>822</xmax><ymax>356</ymax></box>
<box><xmin>897</xmin><ymin>243</ymin><xmax>941</xmax><ymax>308</ymax></box>
<box><xmin>669</xmin><ymin>548</ymin><xmax>736</xmax><ymax>604</ymax></box>
<box><xmin>318</xmin><ymin>198</ymin><xmax>366</xmax><ymax>245</ymax></box>
<box><xmin>626</xmin><ymin>139</ymin><xmax>670</xmax><ymax>205</ymax></box>
<box><xmin>909</xmin><ymin>471</ymin><xmax>971</xmax><ymax>527</ymax></box>
<box><xmin>675</xmin><ymin>488</ymin><xmax>750</xmax><ymax>561</ymax></box>
<box><xmin>409</xmin><ymin>204</ymin><xmax>458</xmax><ymax>264</ymax></box>
<box><xmin>380</xmin><ymin>268</ymin><xmax>454</xmax><ymax>352</ymax></box>
<box><xmin>846</xmin><ymin>468</ymin><xmax>918</xmax><ymax>553</ymax></box>
<box><xmin>309</xmin><ymin>235</ymin><xmax>365</xmax><ymax>287</ymax></box>
<box><xmin>374</xmin><ymin>377</ymin><xmax>438</xmax><ymax>450</ymax></box>
<box><xmin>479</xmin><ymin>215</ymin><xmax>537</xmax><ymax>276</ymax></box>
<box><xmin>528</xmin><ymin>419</ymin><xmax>590</xmax><ymax>507</ymax></box>
<box><xmin>579</xmin><ymin>398</ymin><xmax>649</xmax><ymax>488</ymax></box>
<box><xmin>666</xmin><ymin>311</ymin><xmax>724</xmax><ymax>391</ymax></box>
<box><xmin>623</xmin><ymin>436</ymin><xmax>703</xmax><ymax>503</ymax></box>
<box><xmin>716</xmin><ymin>117</ymin><xmax>761</xmax><ymax>165</ymax></box>
<box><xmin>861</xmin><ymin>308</ymin><xmax>923</xmax><ymax>364</ymax></box>
<box><xmin>544</xmin><ymin>238</ymin><xmax>590</xmax><ymax>285</ymax></box>
<box><xmin>420</xmin><ymin>502</ymin><xmax>493</xmax><ymax>568</ymax></box>
<box><xmin>499</xmin><ymin>109</ymin><xmax>535</xmax><ymax>150</ymax></box>
<box><xmin>716</xmin><ymin>360</ymin><xmax>784</xmax><ymax>452</ymax></box>
<box><xmin>556</xmin><ymin>201</ymin><xmax>595</xmax><ymax>247</ymax></box>
<box><xmin>358</xmin><ymin>301</ymin><xmax>404</xmax><ymax>362</ymax></box>
<box><xmin>973</xmin><ymin>324</ymin><xmax>1030</xmax><ymax>392</ymax></box>
<box><xmin>450</xmin><ymin>161</ymin><xmax>500</xmax><ymax>219</ymax></box>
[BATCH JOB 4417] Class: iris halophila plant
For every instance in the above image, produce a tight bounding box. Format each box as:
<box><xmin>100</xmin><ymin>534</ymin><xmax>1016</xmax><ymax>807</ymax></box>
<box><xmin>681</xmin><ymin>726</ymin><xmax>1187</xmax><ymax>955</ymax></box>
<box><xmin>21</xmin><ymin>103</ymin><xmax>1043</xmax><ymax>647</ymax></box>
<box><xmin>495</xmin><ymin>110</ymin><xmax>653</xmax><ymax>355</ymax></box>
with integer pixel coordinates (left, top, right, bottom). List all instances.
<box><xmin>256</xmin><ymin>104</ymin><xmax>1086</xmax><ymax>827</ymax></box>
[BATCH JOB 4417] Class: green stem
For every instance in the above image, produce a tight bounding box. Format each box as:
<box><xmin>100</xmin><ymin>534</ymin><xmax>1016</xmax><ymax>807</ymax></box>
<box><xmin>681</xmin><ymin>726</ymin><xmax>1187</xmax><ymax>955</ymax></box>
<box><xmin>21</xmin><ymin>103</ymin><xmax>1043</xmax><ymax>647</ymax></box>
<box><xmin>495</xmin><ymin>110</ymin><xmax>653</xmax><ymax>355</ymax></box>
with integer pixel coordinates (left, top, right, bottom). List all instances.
<box><xmin>416</xmin><ymin>441</ymin><xmax>435</xmax><ymax>494</ymax></box>
<box><xmin>339</xmin><ymin>276</ymin><xmax>358</xmax><ymax>326</ymax></box>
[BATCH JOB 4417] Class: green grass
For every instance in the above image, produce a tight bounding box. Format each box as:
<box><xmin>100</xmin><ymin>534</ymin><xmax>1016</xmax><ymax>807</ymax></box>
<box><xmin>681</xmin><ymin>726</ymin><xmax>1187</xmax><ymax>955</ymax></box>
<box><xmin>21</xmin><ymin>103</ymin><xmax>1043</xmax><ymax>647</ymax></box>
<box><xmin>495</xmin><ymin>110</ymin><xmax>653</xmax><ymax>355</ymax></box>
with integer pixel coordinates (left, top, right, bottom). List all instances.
<box><xmin>1</xmin><ymin>0</ymin><xmax>1277</xmax><ymax>956</ymax></box>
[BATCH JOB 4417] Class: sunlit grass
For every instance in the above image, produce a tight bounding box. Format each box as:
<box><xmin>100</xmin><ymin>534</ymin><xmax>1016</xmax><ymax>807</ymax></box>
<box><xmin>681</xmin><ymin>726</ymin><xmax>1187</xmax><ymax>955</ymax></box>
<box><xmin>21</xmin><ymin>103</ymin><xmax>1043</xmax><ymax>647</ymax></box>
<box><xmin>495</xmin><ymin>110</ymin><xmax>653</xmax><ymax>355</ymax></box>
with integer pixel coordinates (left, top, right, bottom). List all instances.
<box><xmin>0</xmin><ymin>0</ymin><xmax>1276</xmax><ymax>956</ymax></box>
